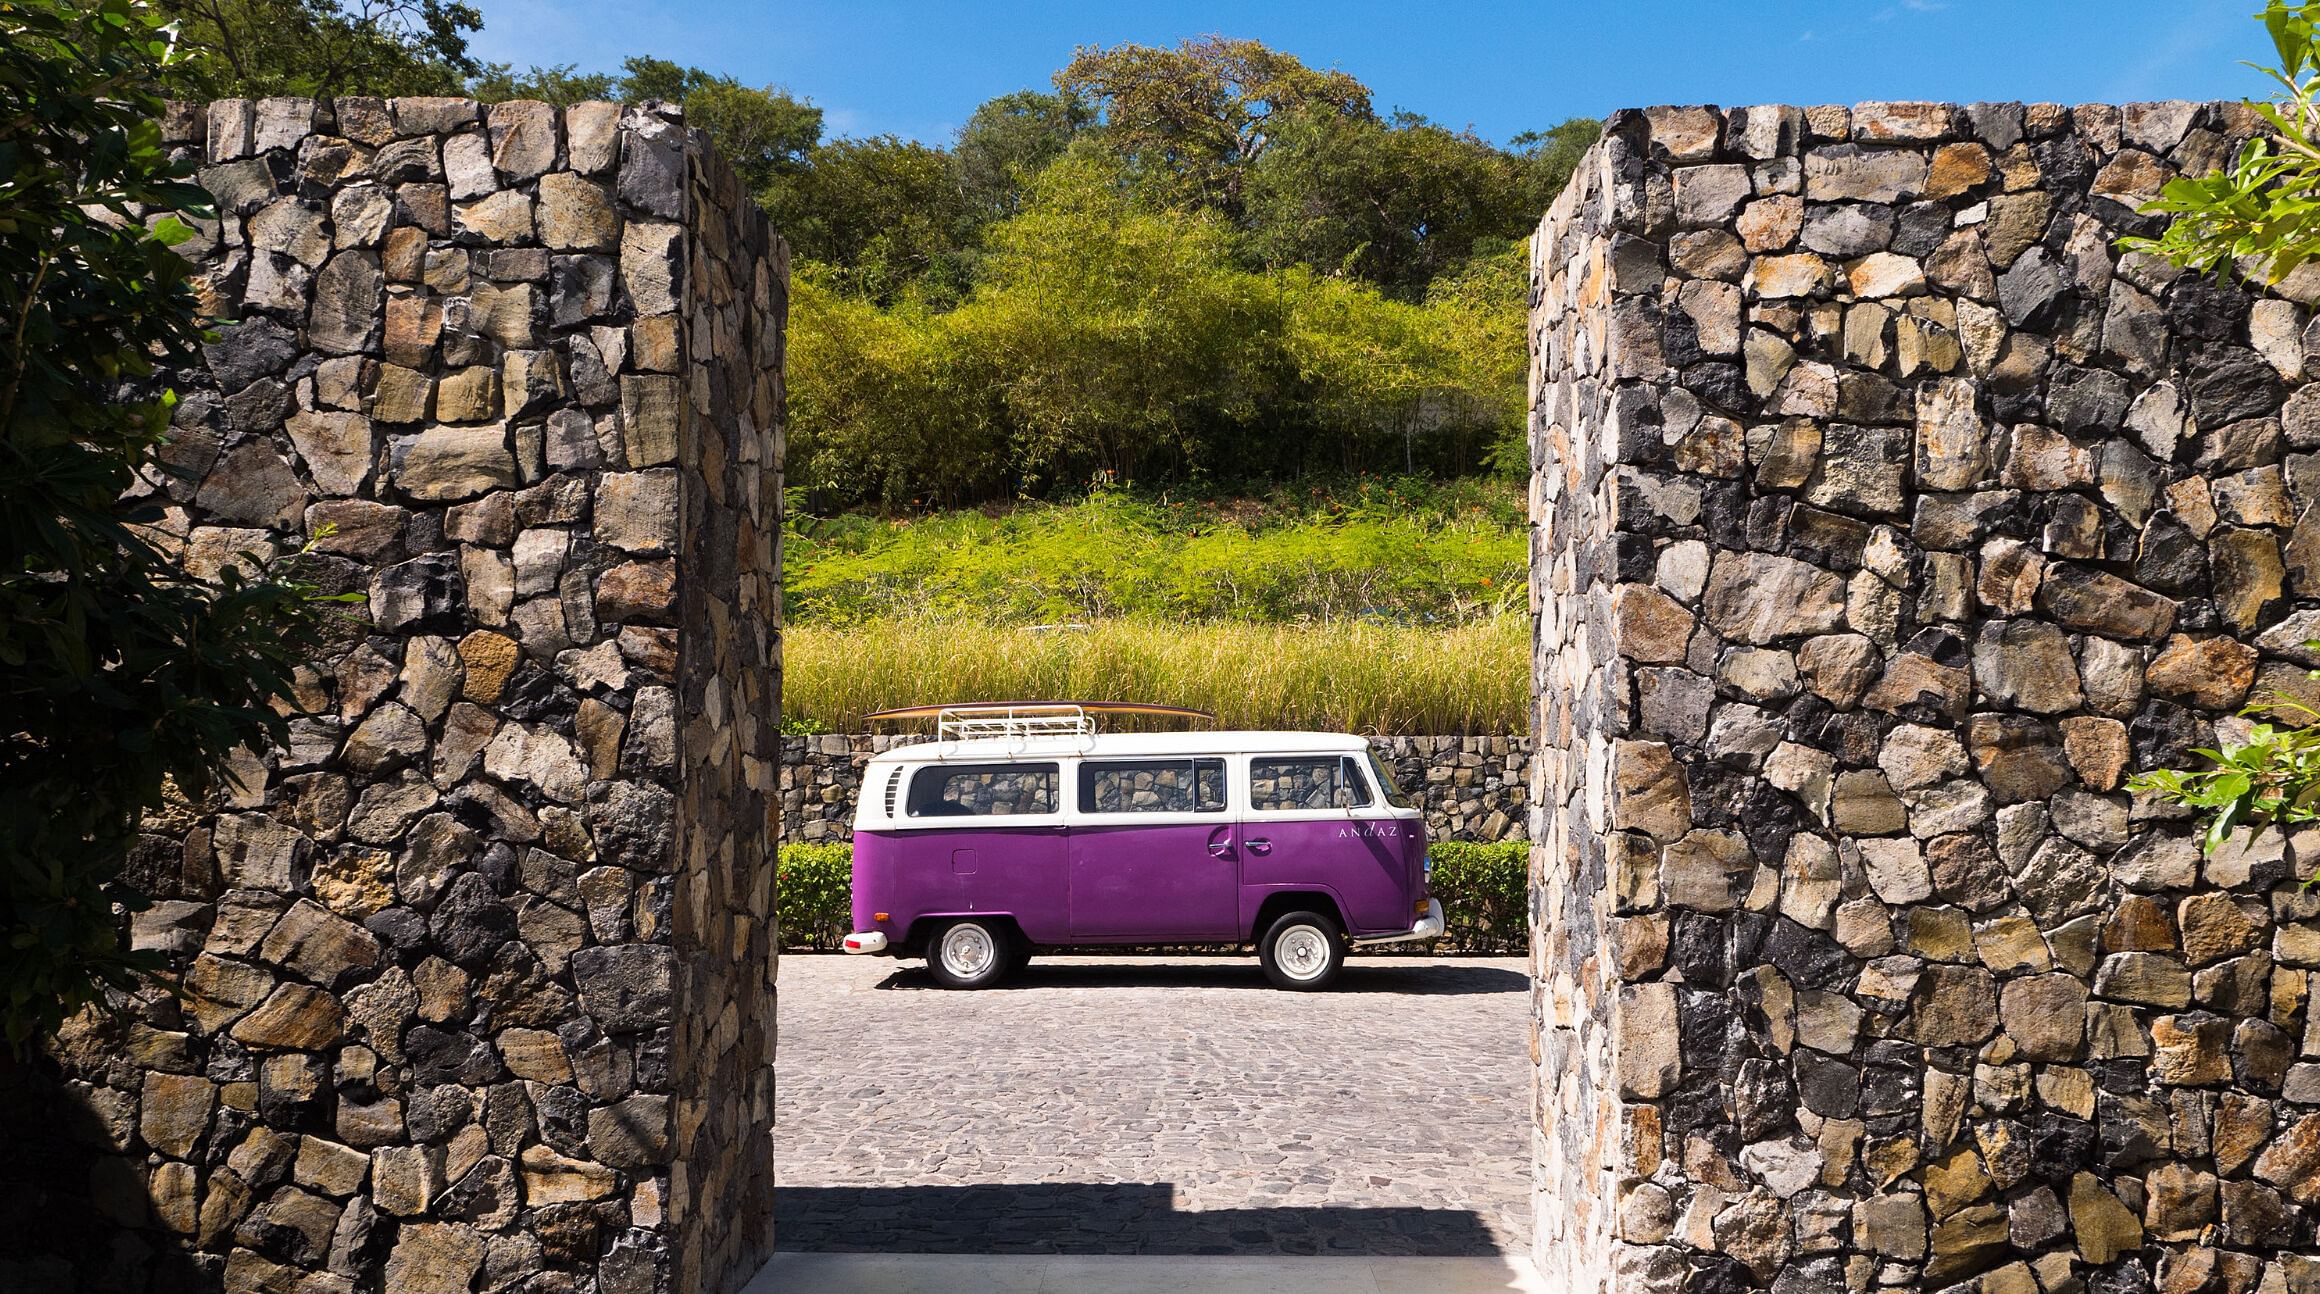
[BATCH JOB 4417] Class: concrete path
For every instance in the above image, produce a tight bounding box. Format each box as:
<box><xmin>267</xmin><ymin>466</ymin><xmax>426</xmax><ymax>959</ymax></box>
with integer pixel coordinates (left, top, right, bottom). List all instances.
<box><xmin>774</xmin><ymin>953</ymin><xmax>1534</xmax><ymax>1257</ymax></box>
<box><xmin>743</xmin><ymin>1251</ymin><xmax>1549</xmax><ymax>1293</ymax></box>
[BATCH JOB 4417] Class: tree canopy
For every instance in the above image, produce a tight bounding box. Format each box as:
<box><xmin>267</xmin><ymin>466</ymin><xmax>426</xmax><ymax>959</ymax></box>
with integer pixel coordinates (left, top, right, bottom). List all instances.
<box><xmin>953</xmin><ymin>89</ymin><xmax>1093</xmax><ymax>222</ymax></box>
<box><xmin>721</xmin><ymin>36</ymin><xmax>1591</xmax><ymax>504</ymax></box>
<box><xmin>1244</xmin><ymin>108</ymin><xmax>1530</xmax><ymax>297</ymax></box>
<box><xmin>159</xmin><ymin>0</ymin><xmax>483</xmax><ymax>96</ymax></box>
<box><xmin>1057</xmin><ymin>35</ymin><xmax>1372</xmax><ymax>213</ymax></box>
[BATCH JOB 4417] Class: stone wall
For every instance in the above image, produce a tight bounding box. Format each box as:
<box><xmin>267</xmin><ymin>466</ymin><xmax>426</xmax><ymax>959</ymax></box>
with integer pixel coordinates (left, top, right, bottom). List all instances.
<box><xmin>664</xmin><ymin>113</ymin><xmax>785</xmax><ymax>1294</ymax></box>
<box><xmin>778</xmin><ymin>734</ymin><xmax>1532</xmax><ymax>843</ymax></box>
<box><xmin>1527</xmin><ymin>136</ymin><xmax>1629</xmax><ymax>1294</ymax></box>
<box><xmin>3</xmin><ymin>96</ymin><xmax>782</xmax><ymax>1294</ymax></box>
<box><xmin>1532</xmin><ymin>101</ymin><xmax>2320</xmax><ymax>1292</ymax></box>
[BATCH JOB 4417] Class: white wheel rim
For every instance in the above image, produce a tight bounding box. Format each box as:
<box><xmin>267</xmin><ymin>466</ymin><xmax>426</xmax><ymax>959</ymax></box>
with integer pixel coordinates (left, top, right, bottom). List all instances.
<box><xmin>941</xmin><ymin>924</ymin><xmax>997</xmax><ymax>979</ymax></box>
<box><xmin>1276</xmin><ymin>925</ymin><xmax>1332</xmax><ymax>981</ymax></box>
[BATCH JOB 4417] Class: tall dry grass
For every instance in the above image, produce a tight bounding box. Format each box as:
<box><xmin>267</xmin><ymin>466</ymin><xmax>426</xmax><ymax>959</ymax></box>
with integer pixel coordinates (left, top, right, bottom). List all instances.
<box><xmin>782</xmin><ymin>615</ymin><xmax>1529</xmax><ymax>735</ymax></box>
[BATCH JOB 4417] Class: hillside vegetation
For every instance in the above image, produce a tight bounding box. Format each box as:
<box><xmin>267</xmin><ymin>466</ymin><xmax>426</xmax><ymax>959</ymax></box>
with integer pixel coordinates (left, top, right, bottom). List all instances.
<box><xmin>786</xmin><ymin>481</ymin><xmax>1525</xmax><ymax>627</ymax></box>
<box><xmin>779</xmin><ymin>482</ymin><xmax>1531</xmax><ymax>734</ymax></box>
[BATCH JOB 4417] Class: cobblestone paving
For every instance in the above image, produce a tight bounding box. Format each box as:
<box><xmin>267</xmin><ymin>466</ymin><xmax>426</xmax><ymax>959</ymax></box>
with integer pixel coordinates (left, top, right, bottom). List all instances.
<box><xmin>775</xmin><ymin>955</ymin><xmax>1533</xmax><ymax>1257</ymax></box>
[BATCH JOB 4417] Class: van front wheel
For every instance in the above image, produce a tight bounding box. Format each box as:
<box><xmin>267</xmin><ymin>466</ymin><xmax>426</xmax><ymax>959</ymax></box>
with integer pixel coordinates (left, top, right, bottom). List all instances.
<box><xmin>1258</xmin><ymin>910</ymin><xmax>1344</xmax><ymax>990</ymax></box>
<box><xmin>928</xmin><ymin>919</ymin><xmax>1011</xmax><ymax>989</ymax></box>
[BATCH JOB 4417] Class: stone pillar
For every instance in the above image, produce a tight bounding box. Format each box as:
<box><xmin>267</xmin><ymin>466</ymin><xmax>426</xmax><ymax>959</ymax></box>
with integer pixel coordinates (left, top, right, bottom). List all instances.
<box><xmin>1532</xmin><ymin>101</ymin><xmax>2320</xmax><ymax>1291</ymax></box>
<box><xmin>667</xmin><ymin>117</ymin><xmax>784</xmax><ymax>1293</ymax></box>
<box><xmin>4</xmin><ymin>95</ymin><xmax>781</xmax><ymax>1293</ymax></box>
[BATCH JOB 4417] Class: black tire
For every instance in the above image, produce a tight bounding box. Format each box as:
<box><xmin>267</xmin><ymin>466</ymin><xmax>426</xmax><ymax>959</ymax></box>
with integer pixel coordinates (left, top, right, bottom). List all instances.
<box><xmin>926</xmin><ymin>918</ymin><xmax>1011</xmax><ymax>989</ymax></box>
<box><xmin>1258</xmin><ymin>909</ymin><xmax>1345</xmax><ymax>990</ymax></box>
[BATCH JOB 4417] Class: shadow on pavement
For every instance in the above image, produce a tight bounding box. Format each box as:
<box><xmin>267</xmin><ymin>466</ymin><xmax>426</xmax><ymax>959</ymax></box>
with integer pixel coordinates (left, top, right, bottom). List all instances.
<box><xmin>775</xmin><ymin>1182</ymin><xmax>1504</xmax><ymax>1257</ymax></box>
<box><xmin>871</xmin><ymin>959</ymin><xmax>1528</xmax><ymax>996</ymax></box>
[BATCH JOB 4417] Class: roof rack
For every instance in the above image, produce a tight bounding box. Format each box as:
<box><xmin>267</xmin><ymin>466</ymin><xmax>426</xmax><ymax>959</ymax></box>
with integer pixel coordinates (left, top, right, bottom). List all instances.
<box><xmin>934</xmin><ymin>703</ymin><xmax>1095</xmax><ymax>744</ymax></box>
<box><xmin>863</xmin><ymin>700</ymin><xmax>1216</xmax><ymax>747</ymax></box>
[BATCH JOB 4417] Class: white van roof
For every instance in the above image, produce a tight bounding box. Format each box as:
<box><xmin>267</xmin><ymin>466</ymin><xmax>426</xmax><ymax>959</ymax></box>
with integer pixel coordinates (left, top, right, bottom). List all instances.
<box><xmin>863</xmin><ymin>729</ymin><xmax>1376</xmax><ymax>765</ymax></box>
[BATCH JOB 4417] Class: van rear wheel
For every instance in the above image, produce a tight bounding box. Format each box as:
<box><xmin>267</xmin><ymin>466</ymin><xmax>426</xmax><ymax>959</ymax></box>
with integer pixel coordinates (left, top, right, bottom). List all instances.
<box><xmin>928</xmin><ymin>918</ymin><xmax>1010</xmax><ymax>989</ymax></box>
<box><xmin>1259</xmin><ymin>910</ymin><xmax>1344</xmax><ymax>990</ymax></box>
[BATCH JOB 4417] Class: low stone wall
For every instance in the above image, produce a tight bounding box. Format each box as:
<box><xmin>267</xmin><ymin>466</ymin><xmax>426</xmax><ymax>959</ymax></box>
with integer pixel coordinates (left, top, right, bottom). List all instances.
<box><xmin>778</xmin><ymin>734</ymin><xmax>1532</xmax><ymax>843</ymax></box>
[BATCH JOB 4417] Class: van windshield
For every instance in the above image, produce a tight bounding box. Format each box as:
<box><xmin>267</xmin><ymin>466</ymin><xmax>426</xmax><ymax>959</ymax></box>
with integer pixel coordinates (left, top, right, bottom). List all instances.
<box><xmin>1367</xmin><ymin>751</ymin><xmax>1416</xmax><ymax>809</ymax></box>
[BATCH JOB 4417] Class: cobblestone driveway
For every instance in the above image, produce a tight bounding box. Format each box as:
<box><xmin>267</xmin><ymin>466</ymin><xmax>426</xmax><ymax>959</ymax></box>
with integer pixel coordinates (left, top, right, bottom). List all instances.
<box><xmin>774</xmin><ymin>954</ymin><xmax>1533</xmax><ymax>1257</ymax></box>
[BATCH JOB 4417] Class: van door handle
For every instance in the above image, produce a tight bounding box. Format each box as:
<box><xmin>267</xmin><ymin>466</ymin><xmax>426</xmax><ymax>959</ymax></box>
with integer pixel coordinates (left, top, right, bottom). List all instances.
<box><xmin>1207</xmin><ymin>827</ymin><xmax>1234</xmax><ymax>858</ymax></box>
<box><xmin>1245</xmin><ymin>837</ymin><xmax>1272</xmax><ymax>855</ymax></box>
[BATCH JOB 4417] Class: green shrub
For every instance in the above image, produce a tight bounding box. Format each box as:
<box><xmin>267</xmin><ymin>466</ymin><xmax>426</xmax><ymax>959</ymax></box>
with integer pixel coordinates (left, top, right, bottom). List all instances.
<box><xmin>1426</xmin><ymin>842</ymin><xmax>1529</xmax><ymax>954</ymax></box>
<box><xmin>775</xmin><ymin>840</ymin><xmax>1532</xmax><ymax>955</ymax></box>
<box><xmin>777</xmin><ymin>844</ymin><xmax>856</xmax><ymax>951</ymax></box>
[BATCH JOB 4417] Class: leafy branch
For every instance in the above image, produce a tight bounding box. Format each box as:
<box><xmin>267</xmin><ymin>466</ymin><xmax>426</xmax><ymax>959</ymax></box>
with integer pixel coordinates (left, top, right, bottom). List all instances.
<box><xmin>2120</xmin><ymin>2</ymin><xmax>2320</xmax><ymax>282</ymax></box>
<box><xmin>2</xmin><ymin>0</ymin><xmax>334</xmax><ymax>1049</ymax></box>
<box><xmin>2128</xmin><ymin>640</ymin><xmax>2320</xmax><ymax>856</ymax></box>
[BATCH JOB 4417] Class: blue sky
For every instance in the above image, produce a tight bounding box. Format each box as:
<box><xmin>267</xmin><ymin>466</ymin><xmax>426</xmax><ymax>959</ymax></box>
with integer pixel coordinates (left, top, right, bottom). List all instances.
<box><xmin>470</xmin><ymin>1</ymin><xmax>2268</xmax><ymax>148</ymax></box>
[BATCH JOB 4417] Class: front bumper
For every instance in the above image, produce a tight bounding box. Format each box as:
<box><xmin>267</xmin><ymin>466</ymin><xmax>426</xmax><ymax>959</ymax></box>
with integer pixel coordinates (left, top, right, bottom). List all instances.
<box><xmin>1352</xmin><ymin>899</ymin><xmax>1445</xmax><ymax>946</ymax></box>
<box><xmin>840</xmin><ymin>931</ymin><xmax>888</xmax><ymax>954</ymax></box>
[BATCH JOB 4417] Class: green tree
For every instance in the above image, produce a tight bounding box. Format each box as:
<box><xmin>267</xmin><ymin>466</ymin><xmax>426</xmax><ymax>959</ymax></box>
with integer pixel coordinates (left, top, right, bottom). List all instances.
<box><xmin>774</xmin><ymin>136</ymin><xmax>975</xmax><ymax>305</ymax></box>
<box><xmin>1416</xmin><ymin>242</ymin><xmax>1530</xmax><ymax>474</ymax></box>
<box><xmin>612</xmin><ymin>53</ymin><xmax>715</xmax><ymax>102</ymax></box>
<box><xmin>1280</xmin><ymin>269</ymin><xmax>1443</xmax><ymax>469</ymax></box>
<box><xmin>1245</xmin><ymin>109</ymin><xmax>1528</xmax><ymax>296</ymax></box>
<box><xmin>632</xmin><ymin>60</ymin><xmax>823</xmax><ymax>198</ymax></box>
<box><xmin>785</xmin><ymin>271</ymin><xmax>1007</xmax><ymax>506</ymax></box>
<box><xmin>1059</xmin><ymin>35</ymin><xmax>1371</xmax><ymax>213</ymax></box>
<box><xmin>962</xmin><ymin>153</ymin><xmax>1289</xmax><ymax>484</ymax></box>
<box><xmin>953</xmin><ymin>88</ymin><xmax>1092</xmax><ymax>222</ymax></box>
<box><xmin>1</xmin><ymin>0</ymin><xmax>332</xmax><ymax>1047</ymax></box>
<box><xmin>160</xmin><ymin>0</ymin><xmax>481</xmax><ymax>97</ymax></box>
<box><xmin>765</xmin><ymin>40</ymin><xmax>1567</xmax><ymax>503</ymax></box>
<box><xmin>467</xmin><ymin>60</ymin><xmax>616</xmax><ymax>105</ymax></box>
<box><xmin>1511</xmin><ymin>117</ymin><xmax>1603</xmax><ymax>215</ymax></box>
<box><xmin>1274</xmin><ymin>242</ymin><xmax>1526</xmax><ymax>477</ymax></box>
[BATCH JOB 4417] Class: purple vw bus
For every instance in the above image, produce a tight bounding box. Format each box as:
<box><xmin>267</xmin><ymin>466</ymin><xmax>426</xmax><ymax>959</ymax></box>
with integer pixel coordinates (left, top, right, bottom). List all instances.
<box><xmin>840</xmin><ymin>703</ymin><xmax>1443</xmax><ymax>989</ymax></box>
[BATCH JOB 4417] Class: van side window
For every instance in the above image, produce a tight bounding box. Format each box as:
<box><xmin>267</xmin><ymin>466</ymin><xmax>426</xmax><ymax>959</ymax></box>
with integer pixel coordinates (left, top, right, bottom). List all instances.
<box><xmin>1248</xmin><ymin>756</ymin><xmax>1373</xmax><ymax>811</ymax></box>
<box><xmin>906</xmin><ymin>763</ymin><xmax>1059</xmax><ymax>817</ymax></box>
<box><xmin>1079</xmin><ymin>758</ymin><xmax>1228</xmax><ymax>814</ymax></box>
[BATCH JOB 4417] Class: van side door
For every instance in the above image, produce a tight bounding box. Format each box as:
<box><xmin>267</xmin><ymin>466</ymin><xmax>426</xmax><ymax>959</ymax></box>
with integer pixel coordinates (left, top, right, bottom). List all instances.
<box><xmin>1239</xmin><ymin>753</ymin><xmax>1410</xmax><ymax>937</ymax></box>
<box><xmin>1067</xmin><ymin>756</ymin><xmax>1238</xmax><ymax>941</ymax></box>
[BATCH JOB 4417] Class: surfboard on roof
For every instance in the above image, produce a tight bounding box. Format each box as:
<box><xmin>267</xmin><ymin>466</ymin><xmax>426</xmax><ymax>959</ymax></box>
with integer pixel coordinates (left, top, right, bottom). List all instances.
<box><xmin>862</xmin><ymin>700</ymin><xmax>1216</xmax><ymax>723</ymax></box>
